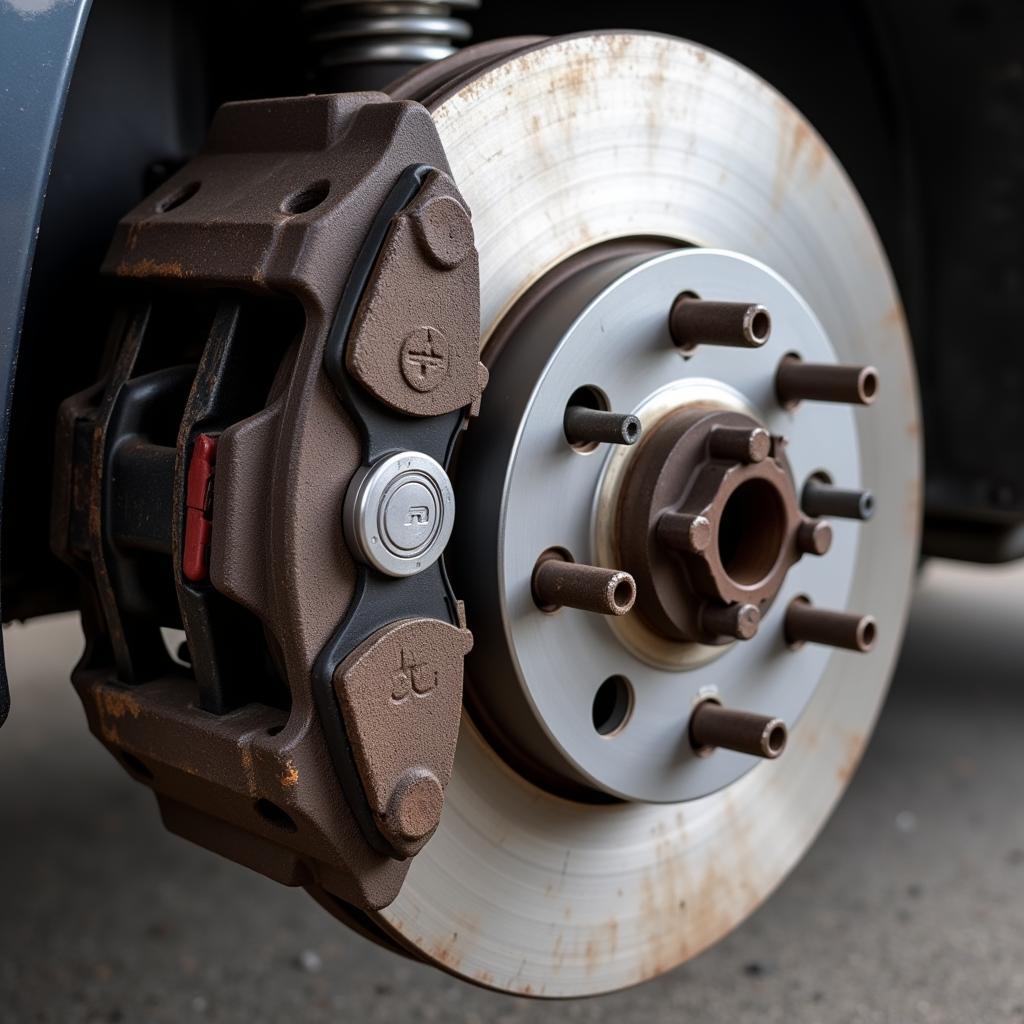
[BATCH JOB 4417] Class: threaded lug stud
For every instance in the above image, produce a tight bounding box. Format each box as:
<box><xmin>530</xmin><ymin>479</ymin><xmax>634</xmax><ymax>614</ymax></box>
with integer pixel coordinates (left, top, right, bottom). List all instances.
<box><xmin>776</xmin><ymin>356</ymin><xmax>879</xmax><ymax>406</ymax></box>
<box><xmin>564</xmin><ymin>406</ymin><xmax>642</xmax><ymax>447</ymax></box>
<box><xmin>784</xmin><ymin>597</ymin><xmax>877</xmax><ymax>651</ymax></box>
<box><xmin>689</xmin><ymin>700</ymin><xmax>788</xmax><ymax>759</ymax></box>
<box><xmin>670</xmin><ymin>296</ymin><xmax>772</xmax><ymax>351</ymax></box>
<box><xmin>802</xmin><ymin>476</ymin><xmax>875</xmax><ymax>520</ymax></box>
<box><xmin>532</xmin><ymin>555</ymin><xmax>637</xmax><ymax>616</ymax></box>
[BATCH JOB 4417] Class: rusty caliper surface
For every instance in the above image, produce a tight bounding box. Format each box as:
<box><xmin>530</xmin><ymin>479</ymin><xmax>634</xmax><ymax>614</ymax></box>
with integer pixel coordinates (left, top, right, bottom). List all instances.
<box><xmin>51</xmin><ymin>92</ymin><xmax>484</xmax><ymax>909</ymax></box>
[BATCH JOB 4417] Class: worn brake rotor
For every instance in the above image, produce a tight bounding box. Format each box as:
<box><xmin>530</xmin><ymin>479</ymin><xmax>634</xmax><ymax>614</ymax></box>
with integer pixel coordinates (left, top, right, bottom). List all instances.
<box><xmin>344</xmin><ymin>32</ymin><xmax>923</xmax><ymax>995</ymax></box>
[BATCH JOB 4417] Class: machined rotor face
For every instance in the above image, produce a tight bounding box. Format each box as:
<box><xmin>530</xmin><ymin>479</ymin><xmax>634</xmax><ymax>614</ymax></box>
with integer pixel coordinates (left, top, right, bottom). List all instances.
<box><xmin>354</xmin><ymin>31</ymin><xmax>921</xmax><ymax>996</ymax></box>
<box><xmin>457</xmin><ymin>247</ymin><xmax>863</xmax><ymax>803</ymax></box>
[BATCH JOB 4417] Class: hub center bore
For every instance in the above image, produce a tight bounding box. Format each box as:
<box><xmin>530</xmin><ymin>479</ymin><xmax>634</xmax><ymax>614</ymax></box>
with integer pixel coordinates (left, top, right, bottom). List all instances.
<box><xmin>617</xmin><ymin>406</ymin><xmax>811</xmax><ymax>645</ymax></box>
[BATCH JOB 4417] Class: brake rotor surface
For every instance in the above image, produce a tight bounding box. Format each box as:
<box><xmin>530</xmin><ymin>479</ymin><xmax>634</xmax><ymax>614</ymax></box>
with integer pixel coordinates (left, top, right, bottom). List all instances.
<box><xmin>361</xmin><ymin>32</ymin><xmax>921</xmax><ymax>995</ymax></box>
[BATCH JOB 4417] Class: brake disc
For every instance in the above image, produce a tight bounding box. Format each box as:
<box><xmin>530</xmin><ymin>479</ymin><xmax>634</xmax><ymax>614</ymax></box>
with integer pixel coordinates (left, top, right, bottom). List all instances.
<box><xmin>358</xmin><ymin>32</ymin><xmax>921</xmax><ymax>995</ymax></box>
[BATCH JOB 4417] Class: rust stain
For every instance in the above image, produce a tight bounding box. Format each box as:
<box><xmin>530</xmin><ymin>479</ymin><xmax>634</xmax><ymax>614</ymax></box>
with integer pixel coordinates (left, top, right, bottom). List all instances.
<box><xmin>240</xmin><ymin>746</ymin><xmax>258</xmax><ymax>798</ymax></box>
<box><xmin>836</xmin><ymin>730</ymin><xmax>867</xmax><ymax>784</ymax></box>
<box><xmin>280</xmin><ymin>759</ymin><xmax>299</xmax><ymax>788</ymax></box>
<box><xmin>95</xmin><ymin>687</ymin><xmax>141</xmax><ymax>747</ymax></box>
<box><xmin>882</xmin><ymin>303</ymin><xmax>905</xmax><ymax>328</ymax></box>
<box><xmin>116</xmin><ymin>257</ymin><xmax>189</xmax><ymax>280</ymax></box>
<box><xmin>773</xmin><ymin>112</ymin><xmax>828</xmax><ymax>211</ymax></box>
<box><xmin>97</xmin><ymin>689</ymin><xmax>142</xmax><ymax>720</ymax></box>
<box><xmin>428</xmin><ymin>930</ymin><xmax>463</xmax><ymax>970</ymax></box>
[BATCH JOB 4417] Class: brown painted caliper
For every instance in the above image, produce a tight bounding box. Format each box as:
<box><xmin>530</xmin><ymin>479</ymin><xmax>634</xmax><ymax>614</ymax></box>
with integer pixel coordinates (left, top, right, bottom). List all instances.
<box><xmin>52</xmin><ymin>93</ymin><xmax>484</xmax><ymax>910</ymax></box>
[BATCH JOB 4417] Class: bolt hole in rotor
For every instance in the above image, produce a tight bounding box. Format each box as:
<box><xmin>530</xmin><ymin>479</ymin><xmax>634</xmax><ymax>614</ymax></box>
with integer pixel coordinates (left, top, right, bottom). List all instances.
<box><xmin>717</xmin><ymin>479</ymin><xmax>787</xmax><ymax>587</ymax></box>
<box><xmin>592</xmin><ymin>675</ymin><xmax>633</xmax><ymax>736</ymax></box>
<box><xmin>156</xmin><ymin>180</ymin><xmax>200</xmax><ymax>213</ymax></box>
<box><xmin>254</xmin><ymin>798</ymin><xmax>298</xmax><ymax>833</ymax></box>
<box><xmin>281</xmin><ymin>179</ymin><xmax>330</xmax><ymax>215</ymax></box>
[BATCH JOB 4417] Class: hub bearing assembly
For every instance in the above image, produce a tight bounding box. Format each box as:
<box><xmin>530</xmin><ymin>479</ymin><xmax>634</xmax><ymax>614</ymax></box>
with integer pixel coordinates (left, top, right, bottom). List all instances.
<box><xmin>53</xmin><ymin>30</ymin><xmax>921</xmax><ymax>998</ymax></box>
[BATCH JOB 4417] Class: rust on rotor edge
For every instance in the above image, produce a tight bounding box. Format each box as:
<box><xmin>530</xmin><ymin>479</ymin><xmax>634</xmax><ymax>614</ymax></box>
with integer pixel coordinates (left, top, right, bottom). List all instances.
<box><xmin>53</xmin><ymin>92</ymin><xmax>481</xmax><ymax>912</ymax></box>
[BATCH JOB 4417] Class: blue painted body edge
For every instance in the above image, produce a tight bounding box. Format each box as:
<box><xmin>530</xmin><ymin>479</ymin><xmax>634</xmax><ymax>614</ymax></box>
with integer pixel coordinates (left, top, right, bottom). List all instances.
<box><xmin>0</xmin><ymin>0</ymin><xmax>94</xmax><ymax>724</ymax></box>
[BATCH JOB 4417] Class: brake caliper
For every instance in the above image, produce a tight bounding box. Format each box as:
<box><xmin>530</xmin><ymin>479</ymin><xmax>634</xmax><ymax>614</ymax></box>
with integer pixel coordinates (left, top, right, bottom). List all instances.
<box><xmin>52</xmin><ymin>92</ymin><xmax>484</xmax><ymax>908</ymax></box>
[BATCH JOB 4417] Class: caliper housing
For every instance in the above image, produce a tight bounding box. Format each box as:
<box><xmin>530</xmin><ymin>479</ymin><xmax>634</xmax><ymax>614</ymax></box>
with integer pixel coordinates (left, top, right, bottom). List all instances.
<box><xmin>51</xmin><ymin>92</ymin><xmax>484</xmax><ymax>911</ymax></box>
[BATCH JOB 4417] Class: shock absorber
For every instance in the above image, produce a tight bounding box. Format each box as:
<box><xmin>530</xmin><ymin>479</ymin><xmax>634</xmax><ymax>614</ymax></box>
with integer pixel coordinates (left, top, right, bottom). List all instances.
<box><xmin>302</xmin><ymin>0</ymin><xmax>481</xmax><ymax>91</ymax></box>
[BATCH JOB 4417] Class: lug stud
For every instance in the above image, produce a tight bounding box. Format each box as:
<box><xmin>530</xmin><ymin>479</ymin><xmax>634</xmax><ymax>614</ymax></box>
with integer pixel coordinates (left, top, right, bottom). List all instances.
<box><xmin>699</xmin><ymin>601</ymin><xmax>761</xmax><ymax>641</ymax></box>
<box><xmin>670</xmin><ymin>296</ymin><xmax>772</xmax><ymax>351</ymax></box>
<box><xmin>708</xmin><ymin>425</ymin><xmax>771</xmax><ymax>464</ymax></box>
<box><xmin>657</xmin><ymin>512</ymin><xmax>713</xmax><ymax>554</ymax></box>
<box><xmin>533</xmin><ymin>555</ymin><xmax>636</xmax><ymax>616</ymax></box>
<box><xmin>564</xmin><ymin>406</ymin><xmax>641</xmax><ymax>447</ymax></box>
<box><xmin>797</xmin><ymin>518</ymin><xmax>833</xmax><ymax>556</ymax></box>
<box><xmin>802</xmin><ymin>476</ymin><xmax>875</xmax><ymax>520</ymax></box>
<box><xmin>689</xmin><ymin>700</ymin><xmax>788</xmax><ymax>759</ymax></box>
<box><xmin>784</xmin><ymin>597</ymin><xmax>876</xmax><ymax>651</ymax></box>
<box><xmin>776</xmin><ymin>355</ymin><xmax>879</xmax><ymax>406</ymax></box>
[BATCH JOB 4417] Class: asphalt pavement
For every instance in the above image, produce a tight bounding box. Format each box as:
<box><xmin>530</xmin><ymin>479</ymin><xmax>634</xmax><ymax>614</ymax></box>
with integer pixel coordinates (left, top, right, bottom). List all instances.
<box><xmin>2</xmin><ymin>559</ymin><xmax>1023</xmax><ymax>1024</ymax></box>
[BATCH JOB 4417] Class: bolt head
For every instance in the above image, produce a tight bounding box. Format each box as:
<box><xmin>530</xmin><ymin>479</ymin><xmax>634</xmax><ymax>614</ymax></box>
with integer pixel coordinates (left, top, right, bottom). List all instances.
<box><xmin>687</xmin><ymin>515</ymin><xmax>713</xmax><ymax>553</ymax></box>
<box><xmin>733</xmin><ymin>603</ymin><xmax>761</xmax><ymax>640</ymax></box>
<box><xmin>386</xmin><ymin>770</ymin><xmax>444</xmax><ymax>843</ymax></box>
<box><xmin>412</xmin><ymin>195</ymin><xmax>474</xmax><ymax>270</ymax></box>
<box><xmin>747</xmin><ymin>428</ymin><xmax>771</xmax><ymax>463</ymax></box>
<box><xmin>798</xmin><ymin>518</ymin><xmax>833</xmax><ymax>556</ymax></box>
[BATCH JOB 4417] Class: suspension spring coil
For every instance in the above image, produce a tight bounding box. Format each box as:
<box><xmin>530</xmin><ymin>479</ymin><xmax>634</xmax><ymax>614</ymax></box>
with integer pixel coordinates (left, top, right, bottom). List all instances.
<box><xmin>302</xmin><ymin>0</ymin><xmax>481</xmax><ymax>89</ymax></box>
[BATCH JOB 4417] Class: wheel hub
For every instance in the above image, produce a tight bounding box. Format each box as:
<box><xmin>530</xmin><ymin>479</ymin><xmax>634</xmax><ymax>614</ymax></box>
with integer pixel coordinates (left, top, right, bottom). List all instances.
<box><xmin>618</xmin><ymin>405</ymin><xmax>804</xmax><ymax>645</ymax></box>
<box><xmin>456</xmin><ymin>246</ymin><xmax>870</xmax><ymax>803</ymax></box>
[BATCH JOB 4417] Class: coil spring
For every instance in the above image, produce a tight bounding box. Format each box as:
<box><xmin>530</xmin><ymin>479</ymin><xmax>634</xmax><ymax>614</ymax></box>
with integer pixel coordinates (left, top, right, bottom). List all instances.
<box><xmin>302</xmin><ymin>0</ymin><xmax>480</xmax><ymax>76</ymax></box>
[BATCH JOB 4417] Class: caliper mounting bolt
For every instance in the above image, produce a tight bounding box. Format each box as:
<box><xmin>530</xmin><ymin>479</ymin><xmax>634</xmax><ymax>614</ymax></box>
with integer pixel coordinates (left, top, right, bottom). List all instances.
<box><xmin>784</xmin><ymin>596</ymin><xmax>877</xmax><ymax>652</ymax></box>
<box><xmin>689</xmin><ymin>700</ymin><xmax>788</xmax><ymax>759</ymax></box>
<box><xmin>670</xmin><ymin>295</ymin><xmax>772</xmax><ymax>351</ymax></box>
<box><xmin>532</xmin><ymin>554</ymin><xmax>637</xmax><ymax>616</ymax></box>
<box><xmin>776</xmin><ymin>355</ymin><xmax>879</xmax><ymax>406</ymax></box>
